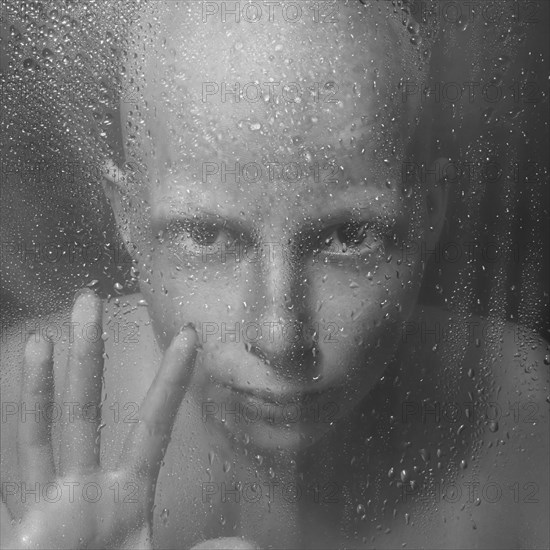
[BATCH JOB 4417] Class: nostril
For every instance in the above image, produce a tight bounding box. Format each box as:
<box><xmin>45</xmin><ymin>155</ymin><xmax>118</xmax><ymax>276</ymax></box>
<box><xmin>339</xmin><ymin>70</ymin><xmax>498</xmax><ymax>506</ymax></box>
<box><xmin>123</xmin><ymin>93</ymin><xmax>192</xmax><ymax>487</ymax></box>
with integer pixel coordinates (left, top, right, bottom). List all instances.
<box><xmin>245</xmin><ymin>342</ymin><xmax>270</xmax><ymax>364</ymax></box>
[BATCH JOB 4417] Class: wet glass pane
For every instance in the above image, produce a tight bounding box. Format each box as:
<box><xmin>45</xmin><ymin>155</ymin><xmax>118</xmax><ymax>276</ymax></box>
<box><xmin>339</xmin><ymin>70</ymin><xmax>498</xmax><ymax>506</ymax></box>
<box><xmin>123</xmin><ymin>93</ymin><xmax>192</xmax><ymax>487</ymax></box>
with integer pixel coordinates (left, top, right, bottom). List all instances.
<box><xmin>1</xmin><ymin>1</ymin><xmax>549</xmax><ymax>549</ymax></box>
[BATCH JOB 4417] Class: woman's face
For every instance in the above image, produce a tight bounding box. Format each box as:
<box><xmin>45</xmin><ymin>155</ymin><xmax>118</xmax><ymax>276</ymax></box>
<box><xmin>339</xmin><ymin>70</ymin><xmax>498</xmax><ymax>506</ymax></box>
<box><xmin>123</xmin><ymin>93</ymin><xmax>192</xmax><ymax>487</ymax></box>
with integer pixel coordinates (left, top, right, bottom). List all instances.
<box><xmin>116</xmin><ymin>1</ymin><xmax>439</xmax><ymax>450</ymax></box>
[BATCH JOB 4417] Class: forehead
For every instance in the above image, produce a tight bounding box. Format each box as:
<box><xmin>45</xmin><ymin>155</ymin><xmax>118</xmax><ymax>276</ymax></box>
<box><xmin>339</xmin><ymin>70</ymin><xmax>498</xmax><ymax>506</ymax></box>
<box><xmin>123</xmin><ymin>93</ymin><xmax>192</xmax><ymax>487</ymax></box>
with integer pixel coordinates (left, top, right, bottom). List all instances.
<box><xmin>123</xmin><ymin>1</ymin><xmax>424</xmax><ymax>214</ymax></box>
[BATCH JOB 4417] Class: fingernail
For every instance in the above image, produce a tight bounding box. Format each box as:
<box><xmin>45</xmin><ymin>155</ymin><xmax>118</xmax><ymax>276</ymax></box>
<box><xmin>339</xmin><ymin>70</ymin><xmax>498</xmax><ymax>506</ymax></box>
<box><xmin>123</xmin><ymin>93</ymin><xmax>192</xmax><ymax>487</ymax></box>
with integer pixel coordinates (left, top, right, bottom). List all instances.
<box><xmin>73</xmin><ymin>287</ymin><xmax>94</xmax><ymax>305</ymax></box>
<box><xmin>177</xmin><ymin>323</ymin><xmax>201</xmax><ymax>349</ymax></box>
<box><xmin>181</xmin><ymin>321</ymin><xmax>196</xmax><ymax>332</ymax></box>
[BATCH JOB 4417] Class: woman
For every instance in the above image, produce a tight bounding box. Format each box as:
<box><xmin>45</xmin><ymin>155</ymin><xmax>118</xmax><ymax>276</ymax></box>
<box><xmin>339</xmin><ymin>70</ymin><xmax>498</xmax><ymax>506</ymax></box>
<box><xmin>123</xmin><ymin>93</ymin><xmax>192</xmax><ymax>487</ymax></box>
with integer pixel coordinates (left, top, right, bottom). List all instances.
<box><xmin>1</xmin><ymin>1</ymin><xmax>548</xmax><ymax>548</ymax></box>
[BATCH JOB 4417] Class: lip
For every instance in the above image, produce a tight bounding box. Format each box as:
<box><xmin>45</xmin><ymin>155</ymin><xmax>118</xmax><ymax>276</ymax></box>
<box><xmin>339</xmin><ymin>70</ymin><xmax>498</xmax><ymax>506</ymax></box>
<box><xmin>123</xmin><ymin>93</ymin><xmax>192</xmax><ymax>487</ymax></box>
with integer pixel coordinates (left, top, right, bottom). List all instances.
<box><xmin>206</xmin><ymin>379</ymin><xmax>343</xmax><ymax>430</ymax></box>
<box><xmin>218</xmin><ymin>382</ymin><xmax>328</xmax><ymax>405</ymax></box>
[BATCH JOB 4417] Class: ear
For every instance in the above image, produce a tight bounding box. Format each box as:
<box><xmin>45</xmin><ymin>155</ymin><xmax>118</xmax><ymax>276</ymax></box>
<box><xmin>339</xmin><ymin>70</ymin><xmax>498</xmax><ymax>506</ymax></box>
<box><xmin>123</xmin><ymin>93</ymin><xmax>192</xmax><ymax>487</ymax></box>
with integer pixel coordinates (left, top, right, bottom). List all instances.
<box><xmin>424</xmin><ymin>156</ymin><xmax>450</xmax><ymax>248</ymax></box>
<box><xmin>102</xmin><ymin>160</ymin><xmax>134</xmax><ymax>253</ymax></box>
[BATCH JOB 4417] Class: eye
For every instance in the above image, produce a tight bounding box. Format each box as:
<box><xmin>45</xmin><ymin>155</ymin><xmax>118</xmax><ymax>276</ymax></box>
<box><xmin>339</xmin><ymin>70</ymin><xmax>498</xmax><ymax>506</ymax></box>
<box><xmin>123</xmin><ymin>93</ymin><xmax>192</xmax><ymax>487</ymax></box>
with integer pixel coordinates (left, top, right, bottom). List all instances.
<box><xmin>322</xmin><ymin>221</ymin><xmax>383</xmax><ymax>256</ymax></box>
<box><xmin>337</xmin><ymin>222</ymin><xmax>370</xmax><ymax>248</ymax></box>
<box><xmin>188</xmin><ymin>223</ymin><xmax>221</xmax><ymax>246</ymax></box>
<box><xmin>161</xmin><ymin>220</ymin><xmax>227</xmax><ymax>253</ymax></box>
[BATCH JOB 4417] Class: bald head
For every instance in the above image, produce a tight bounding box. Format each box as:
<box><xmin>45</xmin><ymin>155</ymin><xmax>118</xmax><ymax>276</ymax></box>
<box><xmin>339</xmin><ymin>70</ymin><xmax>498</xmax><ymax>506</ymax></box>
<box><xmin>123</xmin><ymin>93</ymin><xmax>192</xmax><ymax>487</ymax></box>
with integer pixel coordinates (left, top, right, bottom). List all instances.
<box><xmin>120</xmin><ymin>0</ymin><xmax>428</xmax><ymax>195</ymax></box>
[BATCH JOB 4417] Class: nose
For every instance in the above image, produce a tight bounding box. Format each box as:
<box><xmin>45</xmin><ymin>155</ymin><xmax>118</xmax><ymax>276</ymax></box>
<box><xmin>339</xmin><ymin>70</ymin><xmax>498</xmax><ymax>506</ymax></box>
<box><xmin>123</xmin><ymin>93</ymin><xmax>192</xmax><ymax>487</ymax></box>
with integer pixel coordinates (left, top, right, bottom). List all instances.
<box><xmin>246</xmin><ymin>244</ymin><xmax>316</xmax><ymax>379</ymax></box>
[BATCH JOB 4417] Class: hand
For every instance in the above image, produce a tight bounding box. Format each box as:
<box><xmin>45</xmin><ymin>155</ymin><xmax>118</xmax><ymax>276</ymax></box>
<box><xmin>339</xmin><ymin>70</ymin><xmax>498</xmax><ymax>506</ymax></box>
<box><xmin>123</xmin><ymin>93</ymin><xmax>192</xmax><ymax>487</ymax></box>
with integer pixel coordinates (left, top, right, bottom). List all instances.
<box><xmin>0</xmin><ymin>289</ymin><xmax>202</xmax><ymax>549</ymax></box>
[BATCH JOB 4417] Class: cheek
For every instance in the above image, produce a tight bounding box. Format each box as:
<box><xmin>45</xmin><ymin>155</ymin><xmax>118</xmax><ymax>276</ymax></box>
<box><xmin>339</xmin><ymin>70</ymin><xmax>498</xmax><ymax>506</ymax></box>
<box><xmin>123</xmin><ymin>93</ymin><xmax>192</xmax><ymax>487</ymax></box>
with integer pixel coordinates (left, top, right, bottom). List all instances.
<box><xmin>308</xmin><ymin>252</ymin><xmax>423</xmax><ymax>323</ymax></box>
<box><xmin>310</xmin><ymin>258</ymin><xmax>424</xmax><ymax>368</ymax></box>
<box><xmin>136</xmin><ymin>250</ymin><xmax>196</xmax><ymax>349</ymax></box>
<box><xmin>138</xmin><ymin>251</ymin><xmax>242</xmax><ymax>349</ymax></box>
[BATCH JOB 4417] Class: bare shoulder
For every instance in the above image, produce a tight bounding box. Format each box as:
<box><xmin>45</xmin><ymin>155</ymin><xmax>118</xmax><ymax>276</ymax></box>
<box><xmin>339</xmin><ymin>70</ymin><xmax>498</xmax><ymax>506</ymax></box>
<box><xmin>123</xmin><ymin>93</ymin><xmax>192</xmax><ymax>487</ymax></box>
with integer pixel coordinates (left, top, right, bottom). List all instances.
<box><xmin>488</xmin><ymin>320</ymin><xmax>549</xmax><ymax>549</ymax></box>
<box><xmin>444</xmin><ymin>310</ymin><xmax>549</xmax><ymax>548</ymax></box>
<box><xmin>402</xmin><ymin>307</ymin><xmax>549</xmax><ymax>548</ymax></box>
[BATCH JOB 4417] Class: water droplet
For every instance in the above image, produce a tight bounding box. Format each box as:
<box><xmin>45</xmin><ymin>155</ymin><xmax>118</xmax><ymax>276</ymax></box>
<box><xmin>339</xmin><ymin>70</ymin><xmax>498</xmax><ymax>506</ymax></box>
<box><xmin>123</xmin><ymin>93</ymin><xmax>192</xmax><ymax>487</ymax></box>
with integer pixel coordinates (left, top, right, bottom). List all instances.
<box><xmin>160</xmin><ymin>508</ymin><xmax>169</xmax><ymax>526</ymax></box>
<box><xmin>488</xmin><ymin>421</ymin><xmax>499</xmax><ymax>433</ymax></box>
<box><xmin>407</xmin><ymin>22</ymin><xmax>419</xmax><ymax>35</ymax></box>
<box><xmin>482</xmin><ymin>108</ymin><xmax>496</xmax><ymax>124</ymax></box>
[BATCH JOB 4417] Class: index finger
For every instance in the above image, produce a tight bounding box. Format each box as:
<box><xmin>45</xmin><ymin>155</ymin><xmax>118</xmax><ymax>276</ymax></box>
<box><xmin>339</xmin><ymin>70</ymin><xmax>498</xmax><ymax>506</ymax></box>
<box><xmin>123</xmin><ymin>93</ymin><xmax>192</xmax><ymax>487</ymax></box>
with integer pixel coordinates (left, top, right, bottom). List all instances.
<box><xmin>119</xmin><ymin>326</ymin><xmax>198</xmax><ymax>481</ymax></box>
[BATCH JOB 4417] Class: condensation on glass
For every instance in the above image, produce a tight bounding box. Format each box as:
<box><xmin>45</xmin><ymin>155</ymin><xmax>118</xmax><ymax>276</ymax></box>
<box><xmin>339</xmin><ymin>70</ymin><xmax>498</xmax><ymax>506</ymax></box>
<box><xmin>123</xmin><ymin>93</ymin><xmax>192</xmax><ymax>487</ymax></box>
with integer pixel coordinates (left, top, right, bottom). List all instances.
<box><xmin>1</xmin><ymin>1</ymin><xmax>548</xmax><ymax>549</ymax></box>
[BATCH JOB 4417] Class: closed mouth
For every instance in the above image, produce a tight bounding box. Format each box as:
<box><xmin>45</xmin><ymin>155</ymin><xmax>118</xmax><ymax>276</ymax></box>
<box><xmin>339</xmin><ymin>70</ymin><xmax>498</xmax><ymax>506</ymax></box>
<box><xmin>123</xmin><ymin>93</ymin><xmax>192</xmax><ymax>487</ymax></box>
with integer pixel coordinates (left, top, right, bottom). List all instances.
<box><xmin>220</xmin><ymin>382</ymin><xmax>326</xmax><ymax>406</ymax></box>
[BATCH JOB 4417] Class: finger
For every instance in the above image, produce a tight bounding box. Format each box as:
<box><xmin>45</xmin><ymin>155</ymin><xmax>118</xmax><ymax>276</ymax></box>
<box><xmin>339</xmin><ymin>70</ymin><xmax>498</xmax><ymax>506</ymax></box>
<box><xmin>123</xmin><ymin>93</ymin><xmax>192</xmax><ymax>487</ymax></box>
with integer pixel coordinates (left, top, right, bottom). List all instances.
<box><xmin>58</xmin><ymin>289</ymin><xmax>104</xmax><ymax>476</ymax></box>
<box><xmin>18</xmin><ymin>334</ymin><xmax>55</xmax><ymax>486</ymax></box>
<box><xmin>190</xmin><ymin>538</ymin><xmax>259</xmax><ymax>550</ymax></box>
<box><xmin>1</xmin><ymin>501</ymin><xmax>15</xmax><ymax>549</ymax></box>
<box><xmin>120</xmin><ymin>326</ymin><xmax>198</xmax><ymax>481</ymax></box>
